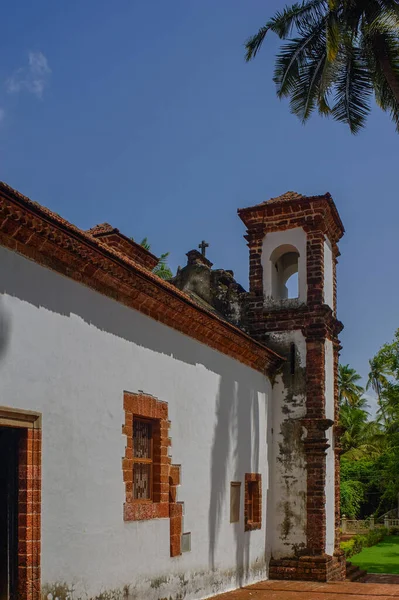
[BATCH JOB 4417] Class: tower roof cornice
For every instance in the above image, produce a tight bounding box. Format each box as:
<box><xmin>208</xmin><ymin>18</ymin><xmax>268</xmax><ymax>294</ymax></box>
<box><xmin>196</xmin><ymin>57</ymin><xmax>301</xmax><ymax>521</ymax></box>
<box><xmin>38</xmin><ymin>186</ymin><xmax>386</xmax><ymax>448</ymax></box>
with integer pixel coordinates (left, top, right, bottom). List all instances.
<box><xmin>237</xmin><ymin>191</ymin><xmax>344</xmax><ymax>243</ymax></box>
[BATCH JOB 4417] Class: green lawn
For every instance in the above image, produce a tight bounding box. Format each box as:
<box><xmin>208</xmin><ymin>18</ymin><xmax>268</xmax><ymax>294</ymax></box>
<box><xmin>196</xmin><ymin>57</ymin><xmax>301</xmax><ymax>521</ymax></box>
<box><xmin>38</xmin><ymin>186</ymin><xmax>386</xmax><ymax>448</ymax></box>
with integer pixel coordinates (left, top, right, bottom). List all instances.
<box><xmin>350</xmin><ymin>536</ymin><xmax>399</xmax><ymax>574</ymax></box>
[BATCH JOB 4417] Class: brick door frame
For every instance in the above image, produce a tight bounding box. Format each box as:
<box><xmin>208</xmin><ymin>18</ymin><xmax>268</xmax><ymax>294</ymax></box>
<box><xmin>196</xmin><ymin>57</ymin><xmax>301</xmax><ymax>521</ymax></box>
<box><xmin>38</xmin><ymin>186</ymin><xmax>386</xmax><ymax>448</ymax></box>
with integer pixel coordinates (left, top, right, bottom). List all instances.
<box><xmin>0</xmin><ymin>407</ymin><xmax>42</xmax><ymax>600</ymax></box>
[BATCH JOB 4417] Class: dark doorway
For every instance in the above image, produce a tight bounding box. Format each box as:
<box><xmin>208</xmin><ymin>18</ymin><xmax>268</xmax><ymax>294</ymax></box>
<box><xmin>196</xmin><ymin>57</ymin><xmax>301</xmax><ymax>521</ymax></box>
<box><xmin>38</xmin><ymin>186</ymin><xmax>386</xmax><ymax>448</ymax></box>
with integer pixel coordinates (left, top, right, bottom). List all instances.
<box><xmin>0</xmin><ymin>427</ymin><xmax>20</xmax><ymax>600</ymax></box>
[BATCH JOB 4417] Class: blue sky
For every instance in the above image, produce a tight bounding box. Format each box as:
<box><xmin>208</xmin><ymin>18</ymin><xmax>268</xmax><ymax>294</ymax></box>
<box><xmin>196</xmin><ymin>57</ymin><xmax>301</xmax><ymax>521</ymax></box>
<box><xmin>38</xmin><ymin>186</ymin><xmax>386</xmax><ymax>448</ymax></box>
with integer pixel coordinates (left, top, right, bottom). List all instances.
<box><xmin>1</xmin><ymin>0</ymin><xmax>398</xmax><ymax>400</ymax></box>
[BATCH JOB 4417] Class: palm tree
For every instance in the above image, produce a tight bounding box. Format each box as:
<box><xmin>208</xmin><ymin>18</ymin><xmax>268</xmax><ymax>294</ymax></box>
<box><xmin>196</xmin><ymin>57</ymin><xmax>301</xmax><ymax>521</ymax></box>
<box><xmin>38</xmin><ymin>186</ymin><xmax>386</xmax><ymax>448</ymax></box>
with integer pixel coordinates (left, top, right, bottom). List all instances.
<box><xmin>153</xmin><ymin>253</ymin><xmax>173</xmax><ymax>280</ymax></box>
<box><xmin>339</xmin><ymin>404</ymin><xmax>383</xmax><ymax>459</ymax></box>
<box><xmin>245</xmin><ymin>0</ymin><xmax>399</xmax><ymax>133</ymax></box>
<box><xmin>338</xmin><ymin>364</ymin><xmax>365</xmax><ymax>408</ymax></box>
<box><xmin>137</xmin><ymin>237</ymin><xmax>173</xmax><ymax>281</ymax></box>
<box><xmin>380</xmin><ymin>382</ymin><xmax>399</xmax><ymax>424</ymax></box>
<box><xmin>367</xmin><ymin>357</ymin><xmax>392</xmax><ymax>423</ymax></box>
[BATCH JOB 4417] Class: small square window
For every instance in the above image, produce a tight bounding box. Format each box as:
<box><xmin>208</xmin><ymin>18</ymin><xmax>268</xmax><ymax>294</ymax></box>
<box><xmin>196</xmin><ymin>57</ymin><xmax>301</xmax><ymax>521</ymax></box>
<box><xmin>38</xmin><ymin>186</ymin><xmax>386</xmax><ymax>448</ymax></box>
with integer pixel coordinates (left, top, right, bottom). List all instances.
<box><xmin>247</xmin><ymin>481</ymin><xmax>257</xmax><ymax>522</ymax></box>
<box><xmin>245</xmin><ymin>474</ymin><xmax>261</xmax><ymax>531</ymax></box>
<box><xmin>230</xmin><ymin>482</ymin><xmax>241</xmax><ymax>523</ymax></box>
<box><xmin>181</xmin><ymin>532</ymin><xmax>191</xmax><ymax>553</ymax></box>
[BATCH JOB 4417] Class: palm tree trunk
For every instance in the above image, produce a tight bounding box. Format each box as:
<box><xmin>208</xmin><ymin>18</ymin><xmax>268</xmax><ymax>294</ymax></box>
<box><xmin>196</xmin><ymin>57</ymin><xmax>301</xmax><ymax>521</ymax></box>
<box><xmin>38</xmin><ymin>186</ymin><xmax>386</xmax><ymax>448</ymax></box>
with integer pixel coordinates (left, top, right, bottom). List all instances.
<box><xmin>376</xmin><ymin>382</ymin><xmax>388</xmax><ymax>427</ymax></box>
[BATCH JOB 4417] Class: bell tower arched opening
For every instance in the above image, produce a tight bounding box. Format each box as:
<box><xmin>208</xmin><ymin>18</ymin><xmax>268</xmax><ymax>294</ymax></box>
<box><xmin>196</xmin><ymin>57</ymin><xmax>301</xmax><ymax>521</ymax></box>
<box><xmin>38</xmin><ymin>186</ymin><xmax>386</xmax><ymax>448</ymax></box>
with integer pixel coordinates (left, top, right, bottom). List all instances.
<box><xmin>261</xmin><ymin>227</ymin><xmax>307</xmax><ymax>306</ymax></box>
<box><xmin>270</xmin><ymin>245</ymin><xmax>299</xmax><ymax>300</ymax></box>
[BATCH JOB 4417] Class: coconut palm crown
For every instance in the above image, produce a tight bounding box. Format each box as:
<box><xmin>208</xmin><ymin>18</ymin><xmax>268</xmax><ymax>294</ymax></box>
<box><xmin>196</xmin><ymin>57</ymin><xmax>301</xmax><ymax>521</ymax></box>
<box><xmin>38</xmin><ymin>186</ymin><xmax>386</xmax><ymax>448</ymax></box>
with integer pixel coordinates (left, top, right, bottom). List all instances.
<box><xmin>338</xmin><ymin>364</ymin><xmax>365</xmax><ymax>407</ymax></box>
<box><xmin>245</xmin><ymin>0</ymin><xmax>399</xmax><ymax>133</ymax></box>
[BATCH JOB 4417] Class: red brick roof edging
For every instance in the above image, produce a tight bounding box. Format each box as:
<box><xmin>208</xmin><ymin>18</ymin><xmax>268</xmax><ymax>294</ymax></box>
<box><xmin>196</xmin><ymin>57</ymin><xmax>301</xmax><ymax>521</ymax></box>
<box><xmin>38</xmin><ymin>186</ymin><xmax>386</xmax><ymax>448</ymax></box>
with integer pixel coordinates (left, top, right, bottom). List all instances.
<box><xmin>0</xmin><ymin>182</ymin><xmax>282</xmax><ymax>375</ymax></box>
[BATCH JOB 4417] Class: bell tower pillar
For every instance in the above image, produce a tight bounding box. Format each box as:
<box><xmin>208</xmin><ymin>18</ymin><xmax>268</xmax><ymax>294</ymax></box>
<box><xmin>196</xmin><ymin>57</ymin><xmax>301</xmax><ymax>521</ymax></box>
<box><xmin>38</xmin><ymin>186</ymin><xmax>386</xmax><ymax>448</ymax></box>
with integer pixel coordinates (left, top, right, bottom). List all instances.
<box><xmin>238</xmin><ymin>192</ymin><xmax>345</xmax><ymax>582</ymax></box>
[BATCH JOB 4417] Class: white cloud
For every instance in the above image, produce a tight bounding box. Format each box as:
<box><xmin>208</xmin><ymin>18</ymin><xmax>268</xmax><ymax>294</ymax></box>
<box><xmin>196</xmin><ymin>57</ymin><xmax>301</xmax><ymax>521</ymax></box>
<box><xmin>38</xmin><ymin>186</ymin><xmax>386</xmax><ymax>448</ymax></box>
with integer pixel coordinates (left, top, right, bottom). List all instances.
<box><xmin>6</xmin><ymin>51</ymin><xmax>51</xmax><ymax>99</ymax></box>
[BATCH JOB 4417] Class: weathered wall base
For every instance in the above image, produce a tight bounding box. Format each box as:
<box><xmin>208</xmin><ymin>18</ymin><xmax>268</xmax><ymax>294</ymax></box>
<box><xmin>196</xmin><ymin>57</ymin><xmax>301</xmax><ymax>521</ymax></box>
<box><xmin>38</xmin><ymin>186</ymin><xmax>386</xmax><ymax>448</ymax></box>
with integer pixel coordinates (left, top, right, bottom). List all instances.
<box><xmin>41</xmin><ymin>558</ymin><xmax>267</xmax><ymax>600</ymax></box>
<box><xmin>269</xmin><ymin>552</ymin><xmax>346</xmax><ymax>582</ymax></box>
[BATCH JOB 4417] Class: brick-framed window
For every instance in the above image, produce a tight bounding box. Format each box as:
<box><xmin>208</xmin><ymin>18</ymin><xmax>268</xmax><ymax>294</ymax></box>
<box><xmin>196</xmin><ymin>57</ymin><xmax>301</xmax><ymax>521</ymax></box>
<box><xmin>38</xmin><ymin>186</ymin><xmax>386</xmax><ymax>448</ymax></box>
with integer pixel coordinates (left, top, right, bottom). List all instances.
<box><xmin>245</xmin><ymin>473</ymin><xmax>262</xmax><ymax>531</ymax></box>
<box><xmin>123</xmin><ymin>392</ymin><xmax>170</xmax><ymax>521</ymax></box>
<box><xmin>123</xmin><ymin>391</ymin><xmax>184</xmax><ymax>557</ymax></box>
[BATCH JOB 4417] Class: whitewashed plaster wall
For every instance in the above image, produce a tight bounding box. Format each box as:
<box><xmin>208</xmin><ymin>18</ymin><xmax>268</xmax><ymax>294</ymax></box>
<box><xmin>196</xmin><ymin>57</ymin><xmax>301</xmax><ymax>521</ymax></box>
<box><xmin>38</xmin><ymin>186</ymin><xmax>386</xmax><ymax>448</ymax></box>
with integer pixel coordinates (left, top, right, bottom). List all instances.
<box><xmin>323</xmin><ymin>238</ymin><xmax>334</xmax><ymax>310</ymax></box>
<box><xmin>0</xmin><ymin>246</ymin><xmax>273</xmax><ymax>600</ymax></box>
<box><xmin>269</xmin><ymin>330</ymin><xmax>307</xmax><ymax>559</ymax></box>
<box><xmin>262</xmin><ymin>228</ymin><xmax>307</xmax><ymax>304</ymax></box>
<box><xmin>324</xmin><ymin>339</ymin><xmax>335</xmax><ymax>556</ymax></box>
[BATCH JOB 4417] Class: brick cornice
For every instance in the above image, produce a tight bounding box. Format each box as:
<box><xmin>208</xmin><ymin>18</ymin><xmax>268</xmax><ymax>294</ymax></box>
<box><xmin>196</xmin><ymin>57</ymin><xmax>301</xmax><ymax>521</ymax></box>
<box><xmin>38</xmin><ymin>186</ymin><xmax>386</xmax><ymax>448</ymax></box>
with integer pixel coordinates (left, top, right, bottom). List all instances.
<box><xmin>89</xmin><ymin>228</ymin><xmax>159</xmax><ymax>271</ymax></box>
<box><xmin>0</xmin><ymin>182</ymin><xmax>282</xmax><ymax>375</ymax></box>
<box><xmin>238</xmin><ymin>193</ymin><xmax>344</xmax><ymax>245</ymax></box>
<box><xmin>301</xmin><ymin>417</ymin><xmax>334</xmax><ymax>452</ymax></box>
<box><xmin>301</xmin><ymin>417</ymin><xmax>334</xmax><ymax>432</ymax></box>
<box><xmin>249</xmin><ymin>303</ymin><xmax>343</xmax><ymax>340</ymax></box>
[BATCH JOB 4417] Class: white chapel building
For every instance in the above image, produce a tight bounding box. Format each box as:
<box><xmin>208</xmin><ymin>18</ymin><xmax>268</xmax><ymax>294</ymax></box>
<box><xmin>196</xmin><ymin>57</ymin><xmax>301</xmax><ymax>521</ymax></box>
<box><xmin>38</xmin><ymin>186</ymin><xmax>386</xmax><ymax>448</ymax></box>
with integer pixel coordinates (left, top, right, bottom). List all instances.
<box><xmin>0</xmin><ymin>182</ymin><xmax>345</xmax><ymax>600</ymax></box>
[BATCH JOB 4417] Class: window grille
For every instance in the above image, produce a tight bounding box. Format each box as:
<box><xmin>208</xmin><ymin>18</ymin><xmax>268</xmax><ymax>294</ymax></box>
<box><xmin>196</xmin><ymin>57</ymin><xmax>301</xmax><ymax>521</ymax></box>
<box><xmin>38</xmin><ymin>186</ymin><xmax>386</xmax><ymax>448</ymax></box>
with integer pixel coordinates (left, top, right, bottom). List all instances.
<box><xmin>133</xmin><ymin>419</ymin><xmax>153</xmax><ymax>500</ymax></box>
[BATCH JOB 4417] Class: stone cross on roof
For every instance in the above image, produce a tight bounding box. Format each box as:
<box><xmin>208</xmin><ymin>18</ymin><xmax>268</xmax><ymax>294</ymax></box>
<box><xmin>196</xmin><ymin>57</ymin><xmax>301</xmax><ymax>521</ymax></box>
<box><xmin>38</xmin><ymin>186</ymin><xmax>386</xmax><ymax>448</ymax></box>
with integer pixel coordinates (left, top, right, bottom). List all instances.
<box><xmin>198</xmin><ymin>240</ymin><xmax>209</xmax><ymax>257</ymax></box>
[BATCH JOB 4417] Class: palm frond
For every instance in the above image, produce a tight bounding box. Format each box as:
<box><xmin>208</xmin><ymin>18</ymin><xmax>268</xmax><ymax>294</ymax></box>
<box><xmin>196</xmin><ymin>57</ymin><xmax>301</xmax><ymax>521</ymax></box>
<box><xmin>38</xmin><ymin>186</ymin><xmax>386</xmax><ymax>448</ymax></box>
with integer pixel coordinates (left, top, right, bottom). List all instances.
<box><xmin>318</xmin><ymin>94</ymin><xmax>332</xmax><ymax>114</ymax></box>
<box><xmin>245</xmin><ymin>25</ymin><xmax>271</xmax><ymax>62</ymax></box>
<box><xmin>338</xmin><ymin>364</ymin><xmax>365</xmax><ymax>407</ymax></box>
<box><xmin>272</xmin><ymin>0</ymin><xmax>326</xmax><ymax>37</ymax></box>
<box><xmin>245</xmin><ymin>0</ymin><xmax>399</xmax><ymax>133</ymax></box>
<box><xmin>274</xmin><ymin>19</ymin><xmax>327</xmax><ymax>97</ymax></box>
<box><xmin>326</xmin><ymin>11</ymin><xmax>341</xmax><ymax>61</ymax></box>
<box><xmin>153</xmin><ymin>263</ymin><xmax>173</xmax><ymax>280</ymax></box>
<box><xmin>363</xmin><ymin>30</ymin><xmax>399</xmax><ymax>129</ymax></box>
<box><xmin>157</xmin><ymin>252</ymin><xmax>170</xmax><ymax>268</ymax></box>
<box><xmin>245</xmin><ymin>0</ymin><xmax>326</xmax><ymax>60</ymax></box>
<box><xmin>331</xmin><ymin>45</ymin><xmax>373</xmax><ymax>133</ymax></box>
<box><xmin>376</xmin><ymin>83</ymin><xmax>399</xmax><ymax>131</ymax></box>
<box><xmin>134</xmin><ymin>237</ymin><xmax>173</xmax><ymax>278</ymax></box>
<box><xmin>153</xmin><ymin>251</ymin><xmax>173</xmax><ymax>279</ymax></box>
<box><xmin>140</xmin><ymin>237</ymin><xmax>151</xmax><ymax>251</ymax></box>
<box><xmin>289</xmin><ymin>42</ymin><xmax>329</xmax><ymax>120</ymax></box>
<box><xmin>342</xmin><ymin>442</ymin><xmax>382</xmax><ymax>460</ymax></box>
<box><xmin>367</xmin><ymin>8</ymin><xmax>399</xmax><ymax>33</ymax></box>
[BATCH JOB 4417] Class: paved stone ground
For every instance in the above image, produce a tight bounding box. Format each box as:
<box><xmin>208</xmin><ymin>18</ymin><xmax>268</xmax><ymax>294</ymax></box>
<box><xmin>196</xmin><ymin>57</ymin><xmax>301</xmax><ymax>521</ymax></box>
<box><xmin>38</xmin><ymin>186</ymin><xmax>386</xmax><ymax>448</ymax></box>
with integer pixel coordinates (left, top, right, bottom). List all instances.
<box><xmin>365</xmin><ymin>574</ymin><xmax>399</xmax><ymax>584</ymax></box>
<box><xmin>210</xmin><ymin>580</ymin><xmax>399</xmax><ymax>600</ymax></box>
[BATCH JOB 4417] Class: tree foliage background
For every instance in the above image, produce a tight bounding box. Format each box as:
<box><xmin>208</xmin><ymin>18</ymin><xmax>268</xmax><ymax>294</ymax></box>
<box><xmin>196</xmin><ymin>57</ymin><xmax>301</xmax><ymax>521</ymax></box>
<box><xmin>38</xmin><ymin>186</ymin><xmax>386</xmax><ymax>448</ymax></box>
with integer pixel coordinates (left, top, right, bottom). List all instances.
<box><xmin>339</xmin><ymin>329</ymin><xmax>399</xmax><ymax>518</ymax></box>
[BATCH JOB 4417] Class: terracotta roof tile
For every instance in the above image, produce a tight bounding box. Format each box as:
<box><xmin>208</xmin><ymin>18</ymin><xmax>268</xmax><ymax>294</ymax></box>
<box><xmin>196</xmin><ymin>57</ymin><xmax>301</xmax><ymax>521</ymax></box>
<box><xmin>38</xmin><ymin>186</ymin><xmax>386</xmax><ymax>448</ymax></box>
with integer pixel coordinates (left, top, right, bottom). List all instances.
<box><xmin>237</xmin><ymin>190</ymin><xmax>344</xmax><ymax>238</ymax></box>
<box><xmin>238</xmin><ymin>191</ymin><xmax>333</xmax><ymax>213</ymax></box>
<box><xmin>88</xmin><ymin>223</ymin><xmax>116</xmax><ymax>235</ymax></box>
<box><xmin>0</xmin><ymin>182</ymin><xmax>157</xmax><ymax>271</ymax></box>
<box><xmin>264</xmin><ymin>191</ymin><xmax>305</xmax><ymax>204</ymax></box>
<box><xmin>261</xmin><ymin>191</ymin><xmax>333</xmax><ymax>206</ymax></box>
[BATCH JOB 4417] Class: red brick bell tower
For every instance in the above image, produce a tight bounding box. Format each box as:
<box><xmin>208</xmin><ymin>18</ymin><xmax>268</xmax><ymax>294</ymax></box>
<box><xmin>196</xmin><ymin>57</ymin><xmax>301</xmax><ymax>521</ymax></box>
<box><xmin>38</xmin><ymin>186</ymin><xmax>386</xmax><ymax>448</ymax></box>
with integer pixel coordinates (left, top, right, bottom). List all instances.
<box><xmin>238</xmin><ymin>192</ymin><xmax>346</xmax><ymax>582</ymax></box>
